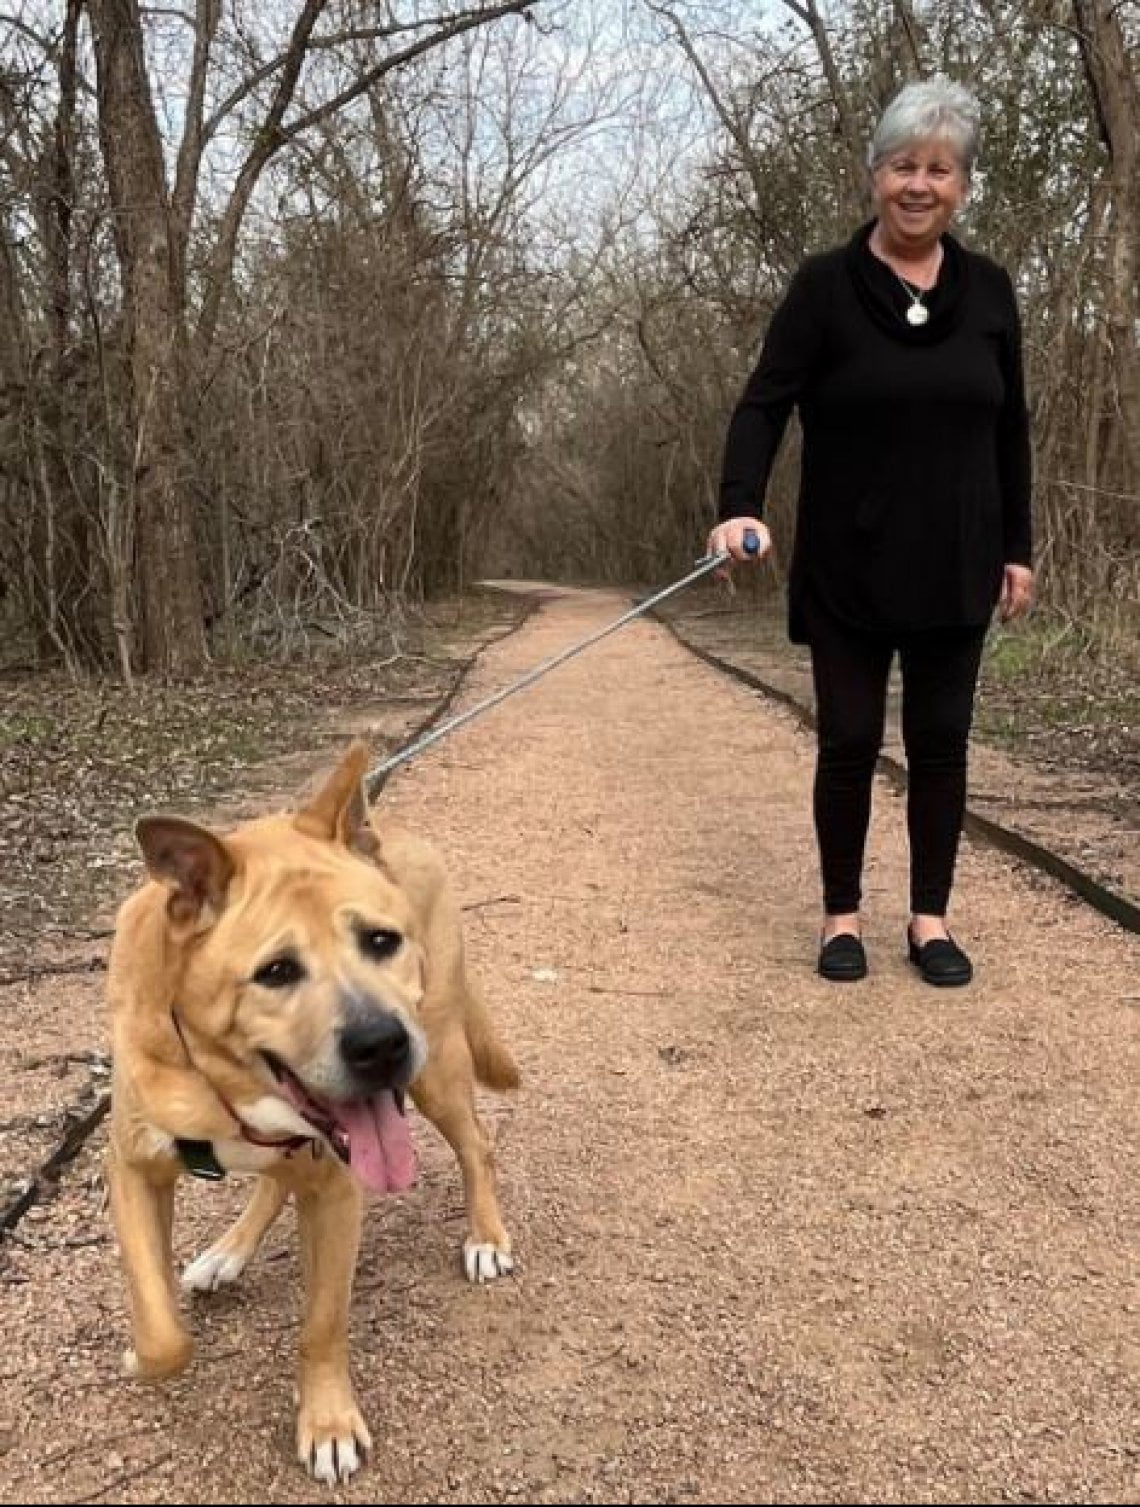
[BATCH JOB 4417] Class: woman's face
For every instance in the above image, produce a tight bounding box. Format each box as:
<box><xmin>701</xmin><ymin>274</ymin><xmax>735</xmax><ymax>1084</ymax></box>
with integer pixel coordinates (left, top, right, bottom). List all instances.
<box><xmin>870</xmin><ymin>138</ymin><xmax>968</xmax><ymax>249</ymax></box>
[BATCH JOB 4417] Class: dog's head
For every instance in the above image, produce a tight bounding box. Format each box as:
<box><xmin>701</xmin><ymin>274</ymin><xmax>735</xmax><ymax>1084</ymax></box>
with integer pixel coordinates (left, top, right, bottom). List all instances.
<box><xmin>133</xmin><ymin>740</ymin><xmax>425</xmax><ymax>1194</ymax></box>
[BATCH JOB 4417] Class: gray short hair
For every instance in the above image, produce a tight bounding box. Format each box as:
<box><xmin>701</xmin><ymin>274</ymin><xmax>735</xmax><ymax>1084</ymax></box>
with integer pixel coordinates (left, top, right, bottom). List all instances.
<box><xmin>867</xmin><ymin>75</ymin><xmax>981</xmax><ymax>176</ymax></box>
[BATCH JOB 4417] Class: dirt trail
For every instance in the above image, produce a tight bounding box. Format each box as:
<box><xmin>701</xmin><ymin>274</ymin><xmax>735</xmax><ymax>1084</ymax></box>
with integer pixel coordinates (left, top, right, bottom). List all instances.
<box><xmin>2</xmin><ymin>586</ymin><xmax>1138</xmax><ymax>1504</ymax></box>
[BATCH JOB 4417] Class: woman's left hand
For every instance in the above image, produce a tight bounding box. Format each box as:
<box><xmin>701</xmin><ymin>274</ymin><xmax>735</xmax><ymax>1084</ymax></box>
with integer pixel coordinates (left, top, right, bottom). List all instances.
<box><xmin>999</xmin><ymin>563</ymin><xmax>1035</xmax><ymax>622</ymax></box>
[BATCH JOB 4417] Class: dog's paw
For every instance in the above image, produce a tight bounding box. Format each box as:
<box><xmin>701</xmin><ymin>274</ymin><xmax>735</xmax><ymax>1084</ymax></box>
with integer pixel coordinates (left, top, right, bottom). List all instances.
<box><xmin>297</xmin><ymin>1398</ymin><xmax>372</xmax><ymax>1486</ymax></box>
<box><xmin>122</xmin><ymin>1334</ymin><xmax>192</xmax><ymax>1381</ymax></box>
<box><xmin>463</xmin><ymin>1237</ymin><xmax>515</xmax><ymax>1284</ymax></box>
<box><xmin>181</xmin><ymin>1243</ymin><xmax>250</xmax><ymax>1293</ymax></box>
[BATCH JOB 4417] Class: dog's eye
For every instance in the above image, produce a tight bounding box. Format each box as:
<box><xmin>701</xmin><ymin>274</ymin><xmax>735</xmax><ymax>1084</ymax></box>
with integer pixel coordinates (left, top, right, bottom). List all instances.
<box><xmin>359</xmin><ymin>927</ymin><xmax>402</xmax><ymax>962</ymax></box>
<box><xmin>253</xmin><ymin>955</ymin><xmax>304</xmax><ymax>989</ymax></box>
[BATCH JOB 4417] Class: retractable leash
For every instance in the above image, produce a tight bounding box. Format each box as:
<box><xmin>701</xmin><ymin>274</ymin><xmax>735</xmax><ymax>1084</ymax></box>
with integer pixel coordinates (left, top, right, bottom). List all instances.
<box><xmin>364</xmin><ymin>529</ymin><xmax>761</xmax><ymax>798</ymax></box>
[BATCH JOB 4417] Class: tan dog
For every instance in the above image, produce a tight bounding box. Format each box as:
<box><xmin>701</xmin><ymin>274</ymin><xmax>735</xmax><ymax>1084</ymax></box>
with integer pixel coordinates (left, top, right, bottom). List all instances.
<box><xmin>105</xmin><ymin>740</ymin><xmax>518</xmax><ymax>1485</ymax></box>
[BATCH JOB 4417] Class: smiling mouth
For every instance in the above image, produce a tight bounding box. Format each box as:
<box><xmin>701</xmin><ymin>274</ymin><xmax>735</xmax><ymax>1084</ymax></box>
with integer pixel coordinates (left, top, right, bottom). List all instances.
<box><xmin>260</xmin><ymin>1051</ymin><xmax>415</xmax><ymax>1195</ymax></box>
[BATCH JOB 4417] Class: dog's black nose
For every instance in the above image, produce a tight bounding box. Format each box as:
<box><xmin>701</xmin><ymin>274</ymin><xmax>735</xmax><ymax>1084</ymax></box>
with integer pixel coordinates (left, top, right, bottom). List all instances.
<box><xmin>339</xmin><ymin>1014</ymin><xmax>411</xmax><ymax>1085</ymax></box>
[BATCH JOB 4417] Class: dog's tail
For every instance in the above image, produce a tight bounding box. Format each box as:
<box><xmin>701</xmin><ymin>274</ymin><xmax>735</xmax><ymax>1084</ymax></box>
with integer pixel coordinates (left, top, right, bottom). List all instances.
<box><xmin>465</xmin><ymin>985</ymin><xmax>520</xmax><ymax>1093</ymax></box>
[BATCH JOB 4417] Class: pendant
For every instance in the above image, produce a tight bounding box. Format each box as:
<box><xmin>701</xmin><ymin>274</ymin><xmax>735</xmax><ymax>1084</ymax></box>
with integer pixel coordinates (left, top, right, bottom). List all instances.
<box><xmin>906</xmin><ymin>302</ymin><xmax>929</xmax><ymax>327</ymax></box>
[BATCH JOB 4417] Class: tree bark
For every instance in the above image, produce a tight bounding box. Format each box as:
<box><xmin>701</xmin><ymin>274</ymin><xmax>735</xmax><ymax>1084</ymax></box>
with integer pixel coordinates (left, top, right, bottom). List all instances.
<box><xmin>1071</xmin><ymin>0</ymin><xmax>1140</xmax><ymax>489</ymax></box>
<box><xmin>89</xmin><ymin>0</ymin><xmax>208</xmax><ymax>673</ymax></box>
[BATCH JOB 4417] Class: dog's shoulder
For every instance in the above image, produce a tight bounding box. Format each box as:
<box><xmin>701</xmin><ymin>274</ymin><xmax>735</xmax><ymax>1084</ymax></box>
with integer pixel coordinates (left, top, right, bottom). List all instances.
<box><xmin>369</xmin><ymin>816</ymin><xmax>448</xmax><ymax>893</ymax></box>
<box><xmin>107</xmin><ymin>878</ymin><xmax>242</xmax><ymax>1146</ymax></box>
<box><xmin>107</xmin><ymin>878</ymin><xmax>171</xmax><ymax>1013</ymax></box>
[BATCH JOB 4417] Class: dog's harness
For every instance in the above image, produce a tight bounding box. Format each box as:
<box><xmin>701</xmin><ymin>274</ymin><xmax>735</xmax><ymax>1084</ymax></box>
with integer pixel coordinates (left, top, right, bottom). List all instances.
<box><xmin>171</xmin><ymin>1011</ymin><xmax>314</xmax><ymax>1181</ymax></box>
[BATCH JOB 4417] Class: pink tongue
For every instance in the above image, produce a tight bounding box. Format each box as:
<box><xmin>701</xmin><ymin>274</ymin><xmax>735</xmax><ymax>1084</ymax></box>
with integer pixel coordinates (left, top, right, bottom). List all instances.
<box><xmin>334</xmin><ymin>1092</ymin><xmax>416</xmax><ymax>1195</ymax></box>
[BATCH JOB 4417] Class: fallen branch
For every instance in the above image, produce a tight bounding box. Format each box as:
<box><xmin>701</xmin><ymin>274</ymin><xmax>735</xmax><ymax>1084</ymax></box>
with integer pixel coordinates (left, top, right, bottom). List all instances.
<box><xmin>0</xmin><ymin>1092</ymin><xmax>110</xmax><ymax>1240</ymax></box>
<box><xmin>0</xmin><ymin>957</ymin><xmax>106</xmax><ymax>990</ymax></box>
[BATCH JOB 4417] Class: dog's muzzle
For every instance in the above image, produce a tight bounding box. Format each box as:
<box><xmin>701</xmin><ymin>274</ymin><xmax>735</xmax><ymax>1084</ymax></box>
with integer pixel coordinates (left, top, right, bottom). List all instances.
<box><xmin>260</xmin><ymin>1007</ymin><xmax>423</xmax><ymax>1198</ymax></box>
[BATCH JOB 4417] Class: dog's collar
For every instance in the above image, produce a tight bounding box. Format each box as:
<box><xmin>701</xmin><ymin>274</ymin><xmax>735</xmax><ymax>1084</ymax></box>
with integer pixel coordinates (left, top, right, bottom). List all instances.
<box><xmin>174</xmin><ymin>1134</ymin><xmax>316</xmax><ymax>1181</ymax></box>
<box><xmin>175</xmin><ymin>1138</ymin><xmax>227</xmax><ymax>1181</ymax></box>
<box><xmin>171</xmin><ymin>1011</ymin><xmax>315</xmax><ymax>1169</ymax></box>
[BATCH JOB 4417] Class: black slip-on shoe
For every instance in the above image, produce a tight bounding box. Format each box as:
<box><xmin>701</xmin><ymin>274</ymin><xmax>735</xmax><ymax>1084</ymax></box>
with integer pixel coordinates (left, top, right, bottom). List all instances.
<box><xmin>907</xmin><ymin>931</ymin><xmax>973</xmax><ymax>987</ymax></box>
<box><xmin>818</xmin><ymin>933</ymin><xmax>868</xmax><ymax>982</ymax></box>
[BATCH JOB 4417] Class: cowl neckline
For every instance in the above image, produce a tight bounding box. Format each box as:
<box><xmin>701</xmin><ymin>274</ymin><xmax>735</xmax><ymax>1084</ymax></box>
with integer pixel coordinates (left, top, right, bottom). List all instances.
<box><xmin>844</xmin><ymin>219</ymin><xmax>969</xmax><ymax>344</ymax></box>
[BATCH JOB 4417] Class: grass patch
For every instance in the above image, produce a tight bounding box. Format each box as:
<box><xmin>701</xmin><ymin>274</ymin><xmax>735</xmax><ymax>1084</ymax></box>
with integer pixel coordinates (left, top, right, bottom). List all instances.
<box><xmin>977</xmin><ymin>611</ymin><xmax>1140</xmax><ymax>774</ymax></box>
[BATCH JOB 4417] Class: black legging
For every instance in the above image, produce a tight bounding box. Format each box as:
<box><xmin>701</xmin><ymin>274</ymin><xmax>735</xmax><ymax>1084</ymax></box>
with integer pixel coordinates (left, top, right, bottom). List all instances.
<box><xmin>803</xmin><ymin>591</ymin><xmax>987</xmax><ymax>917</ymax></box>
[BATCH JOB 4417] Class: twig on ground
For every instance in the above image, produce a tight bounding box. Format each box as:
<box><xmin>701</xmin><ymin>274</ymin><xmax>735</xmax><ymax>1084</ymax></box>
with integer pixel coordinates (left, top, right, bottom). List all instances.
<box><xmin>587</xmin><ymin>984</ymin><xmax>668</xmax><ymax>998</ymax></box>
<box><xmin>462</xmin><ymin>894</ymin><xmax>521</xmax><ymax>912</ymax></box>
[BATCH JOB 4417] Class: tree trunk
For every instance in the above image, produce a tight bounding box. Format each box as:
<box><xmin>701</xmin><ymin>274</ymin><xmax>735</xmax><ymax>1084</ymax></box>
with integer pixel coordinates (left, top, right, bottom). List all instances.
<box><xmin>88</xmin><ymin>0</ymin><xmax>207</xmax><ymax>674</ymax></box>
<box><xmin>1071</xmin><ymin>0</ymin><xmax>1140</xmax><ymax>490</ymax></box>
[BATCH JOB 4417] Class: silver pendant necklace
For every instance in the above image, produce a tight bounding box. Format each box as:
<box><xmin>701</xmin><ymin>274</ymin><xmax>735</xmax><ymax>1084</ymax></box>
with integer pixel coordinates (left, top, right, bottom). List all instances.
<box><xmin>870</xmin><ymin>231</ymin><xmax>941</xmax><ymax>327</ymax></box>
<box><xmin>895</xmin><ymin>272</ymin><xmax>930</xmax><ymax>326</ymax></box>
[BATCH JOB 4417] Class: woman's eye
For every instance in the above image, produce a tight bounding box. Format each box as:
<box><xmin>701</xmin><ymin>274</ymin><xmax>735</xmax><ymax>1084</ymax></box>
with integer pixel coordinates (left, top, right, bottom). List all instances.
<box><xmin>253</xmin><ymin>955</ymin><xmax>304</xmax><ymax>989</ymax></box>
<box><xmin>360</xmin><ymin>928</ymin><xmax>402</xmax><ymax>962</ymax></box>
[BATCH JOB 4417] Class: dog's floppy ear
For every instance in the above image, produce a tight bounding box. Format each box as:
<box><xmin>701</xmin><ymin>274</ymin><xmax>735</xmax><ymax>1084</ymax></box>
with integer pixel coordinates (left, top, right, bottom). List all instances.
<box><xmin>135</xmin><ymin>816</ymin><xmax>235</xmax><ymax>931</ymax></box>
<box><xmin>294</xmin><ymin>739</ymin><xmax>379</xmax><ymax>859</ymax></box>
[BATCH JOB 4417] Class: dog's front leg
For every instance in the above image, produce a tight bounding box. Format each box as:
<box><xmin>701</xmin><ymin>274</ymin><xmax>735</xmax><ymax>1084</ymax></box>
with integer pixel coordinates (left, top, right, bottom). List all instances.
<box><xmin>182</xmin><ymin>1175</ymin><xmax>289</xmax><ymax>1293</ymax></box>
<box><xmin>411</xmin><ymin>1036</ymin><xmax>514</xmax><ymax>1283</ymax></box>
<box><xmin>107</xmin><ymin>1149</ymin><xmax>192</xmax><ymax>1380</ymax></box>
<box><xmin>291</xmin><ymin>1161</ymin><xmax>372</xmax><ymax>1486</ymax></box>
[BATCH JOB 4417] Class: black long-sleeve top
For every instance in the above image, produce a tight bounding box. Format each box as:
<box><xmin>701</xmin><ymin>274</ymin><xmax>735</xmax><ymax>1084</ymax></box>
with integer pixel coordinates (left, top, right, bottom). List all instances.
<box><xmin>718</xmin><ymin>221</ymin><xmax>1033</xmax><ymax>643</ymax></box>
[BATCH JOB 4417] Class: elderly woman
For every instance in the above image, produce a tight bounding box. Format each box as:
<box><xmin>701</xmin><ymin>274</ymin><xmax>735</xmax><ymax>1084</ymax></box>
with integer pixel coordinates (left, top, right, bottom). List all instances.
<box><xmin>708</xmin><ymin>76</ymin><xmax>1034</xmax><ymax>987</ymax></box>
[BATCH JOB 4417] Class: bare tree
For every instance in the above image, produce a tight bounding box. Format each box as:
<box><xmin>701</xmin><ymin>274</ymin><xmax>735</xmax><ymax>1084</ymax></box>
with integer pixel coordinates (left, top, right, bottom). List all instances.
<box><xmin>84</xmin><ymin>0</ymin><xmax>541</xmax><ymax>673</ymax></box>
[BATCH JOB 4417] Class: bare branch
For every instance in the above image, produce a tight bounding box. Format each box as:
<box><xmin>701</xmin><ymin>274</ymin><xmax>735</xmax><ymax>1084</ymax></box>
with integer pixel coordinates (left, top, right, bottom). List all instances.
<box><xmin>776</xmin><ymin>0</ymin><xmax>866</xmax><ymax>210</ymax></box>
<box><xmin>199</xmin><ymin>3</ymin><xmax>539</xmax><ymax>149</ymax></box>
<box><xmin>193</xmin><ymin>0</ymin><xmax>542</xmax><ymax>358</ymax></box>
<box><xmin>645</xmin><ymin>4</ymin><xmax>770</xmax><ymax>214</ymax></box>
<box><xmin>892</xmin><ymin>0</ymin><xmax>925</xmax><ymax>73</ymax></box>
<box><xmin>170</xmin><ymin>0</ymin><xmax>222</xmax><ymax>287</ymax></box>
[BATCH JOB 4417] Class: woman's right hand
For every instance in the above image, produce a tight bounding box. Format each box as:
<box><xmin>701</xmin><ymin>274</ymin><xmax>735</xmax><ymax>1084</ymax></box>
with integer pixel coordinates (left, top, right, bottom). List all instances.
<box><xmin>706</xmin><ymin>517</ymin><xmax>772</xmax><ymax>576</ymax></box>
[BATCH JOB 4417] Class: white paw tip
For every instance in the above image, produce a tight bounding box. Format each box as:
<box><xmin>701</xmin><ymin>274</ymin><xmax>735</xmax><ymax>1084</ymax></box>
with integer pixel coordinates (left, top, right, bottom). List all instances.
<box><xmin>122</xmin><ymin>1348</ymin><xmax>139</xmax><ymax>1376</ymax></box>
<box><xmin>464</xmin><ymin>1241</ymin><xmax>515</xmax><ymax>1284</ymax></box>
<box><xmin>181</xmin><ymin>1247</ymin><xmax>248</xmax><ymax>1293</ymax></box>
<box><xmin>305</xmin><ymin>1437</ymin><xmax>363</xmax><ymax>1485</ymax></box>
